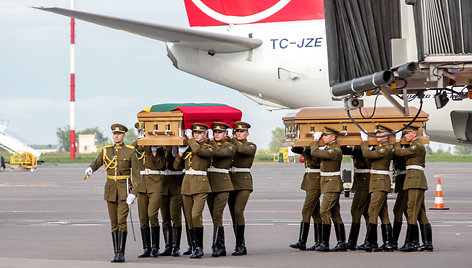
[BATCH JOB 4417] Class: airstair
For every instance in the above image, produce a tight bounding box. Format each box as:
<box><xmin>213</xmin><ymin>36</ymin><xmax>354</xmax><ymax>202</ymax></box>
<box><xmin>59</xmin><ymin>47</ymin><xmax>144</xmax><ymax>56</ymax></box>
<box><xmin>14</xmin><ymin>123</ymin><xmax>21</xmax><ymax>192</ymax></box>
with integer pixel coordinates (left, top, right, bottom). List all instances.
<box><xmin>0</xmin><ymin>120</ymin><xmax>41</xmax><ymax>161</ymax></box>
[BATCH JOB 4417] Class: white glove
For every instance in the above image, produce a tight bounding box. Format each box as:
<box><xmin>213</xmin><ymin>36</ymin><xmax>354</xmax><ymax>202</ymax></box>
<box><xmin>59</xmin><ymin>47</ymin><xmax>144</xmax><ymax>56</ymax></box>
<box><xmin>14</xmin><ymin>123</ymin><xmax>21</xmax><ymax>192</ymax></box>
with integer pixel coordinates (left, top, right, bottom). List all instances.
<box><xmin>178</xmin><ymin>145</ymin><xmax>189</xmax><ymax>153</ymax></box>
<box><xmin>318</xmin><ymin>146</ymin><xmax>326</xmax><ymax>150</ymax></box>
<box><xmin>207</xmin><ymin>129</ymin><xmax>214</xmax><ymax>139</ymax></box>
<box><xmin>360</xmin><ymin>131</ymin><xmax>368</xmax><ymax>141</ymax></box>
<box><xmin>185</xmin><ymin>129</ymin><xmax>192</xmax><ymax>139</ymax></box>
<box><xmin>313</xmin><ymin>132</ymin><xmax>323</xmax><ymax>140</ymax></box>
<box><xmin>395</xmin><ymin>131</ymin><xmax>403</xmax><ymax>141</ymax></box>
<box><xmin>85</xmin><ymin>167</ymin><xmax>93</xmax><ymax>176</ymax></box>
<box><xmin>126</xmin><ymin>194</ymin><xmax>136</xmax><ymax>205</ymax></box>
<box><xmin>227</xmin><ymin>128</ymin><xmax>233</xmax><ymax>138</ymax></box>
<box><xmin>172</xmin><ymin>146</ymin><xmax>178</xmax><ymax>157</ymax></box>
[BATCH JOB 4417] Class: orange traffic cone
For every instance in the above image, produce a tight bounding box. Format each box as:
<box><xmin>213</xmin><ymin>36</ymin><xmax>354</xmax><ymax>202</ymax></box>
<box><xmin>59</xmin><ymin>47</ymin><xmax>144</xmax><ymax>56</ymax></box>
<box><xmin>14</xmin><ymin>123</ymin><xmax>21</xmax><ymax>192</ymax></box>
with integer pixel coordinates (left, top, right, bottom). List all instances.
<box><xmin>429</xmin><ymin>178</ymin><xmax>449</xmax><ymax>210</ymax></box>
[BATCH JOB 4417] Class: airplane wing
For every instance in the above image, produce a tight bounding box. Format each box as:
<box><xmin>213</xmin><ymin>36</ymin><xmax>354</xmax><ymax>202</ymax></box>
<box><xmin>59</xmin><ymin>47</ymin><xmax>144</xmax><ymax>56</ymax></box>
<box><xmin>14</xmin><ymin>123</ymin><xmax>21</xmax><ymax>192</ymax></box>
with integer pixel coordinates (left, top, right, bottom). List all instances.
<box><xmin>34</xmin><ymin>7</ymin><xmax>262</xmax><ymax>53</ymax></box>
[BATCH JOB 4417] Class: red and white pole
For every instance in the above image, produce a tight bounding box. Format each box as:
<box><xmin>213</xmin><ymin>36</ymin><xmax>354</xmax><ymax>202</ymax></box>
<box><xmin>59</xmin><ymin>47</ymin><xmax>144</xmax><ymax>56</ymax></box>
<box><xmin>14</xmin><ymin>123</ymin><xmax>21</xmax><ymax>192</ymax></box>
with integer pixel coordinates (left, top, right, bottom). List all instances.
<box><xmin>69</xmin><ymin>0</ymin><xmax>76</xmax><ymax>159</ymax></box>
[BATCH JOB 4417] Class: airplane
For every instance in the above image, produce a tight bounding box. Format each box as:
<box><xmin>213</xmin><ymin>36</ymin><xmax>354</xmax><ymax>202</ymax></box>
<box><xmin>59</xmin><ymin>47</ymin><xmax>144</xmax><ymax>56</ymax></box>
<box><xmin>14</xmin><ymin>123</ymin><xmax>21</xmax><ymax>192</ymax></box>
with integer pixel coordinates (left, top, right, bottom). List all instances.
<box><xmin>35</xmin><ymin>0</ymin><xmax>472</xmax><ymax>146</ymax></box>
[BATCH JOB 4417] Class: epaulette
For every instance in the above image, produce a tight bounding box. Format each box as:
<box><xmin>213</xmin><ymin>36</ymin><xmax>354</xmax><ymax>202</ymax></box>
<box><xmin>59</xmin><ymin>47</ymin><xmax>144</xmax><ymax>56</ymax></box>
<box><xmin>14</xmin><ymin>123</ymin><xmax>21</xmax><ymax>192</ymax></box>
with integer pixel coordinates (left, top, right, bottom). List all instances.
<box><xmin>125</xmin><ymin>145</ymin><xmax>135</xmax><ymax>149</ymax></box>
<box><xmin>103</xmin><ymin>145</ymin><xmax>113</xmax><ymax>149</ymax></box>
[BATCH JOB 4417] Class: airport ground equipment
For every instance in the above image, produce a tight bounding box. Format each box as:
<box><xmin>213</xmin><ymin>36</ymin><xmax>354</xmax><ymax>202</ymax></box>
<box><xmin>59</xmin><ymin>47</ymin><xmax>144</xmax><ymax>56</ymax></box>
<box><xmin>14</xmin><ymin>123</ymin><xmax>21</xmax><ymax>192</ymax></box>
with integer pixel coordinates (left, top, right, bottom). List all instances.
<box><xmin>0</xmin><ymin>121</ymin><xmax>41</xmax><ymax>166</ymax></box>
<box><xmin>9</xmin><ymin>152</ymin><xmax>37</xmax><ymax>171</ymax></box>
<box><xmin>136</xmin><ymin>103</ymin><xmax>242</xmax><ymax>146</ymax></box>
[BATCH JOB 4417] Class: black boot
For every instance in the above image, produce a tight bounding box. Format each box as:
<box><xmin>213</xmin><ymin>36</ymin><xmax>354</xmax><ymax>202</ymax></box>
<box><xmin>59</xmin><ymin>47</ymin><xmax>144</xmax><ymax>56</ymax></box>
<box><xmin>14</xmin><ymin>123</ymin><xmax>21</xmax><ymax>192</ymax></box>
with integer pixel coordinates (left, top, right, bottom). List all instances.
<box><xmin>374</xmin><ymin>224</ymin><xmax>393</xmax><ymax>252</ymax></box>
<box><xmin>358</xmin><ymin>223</ymin><xmax>378</xmax><ymax>252</ymax></box>
<box><xmin>190</xmin><ymin>227</ymin><xmax>204</xmax><ymax>258</ymax></box>
<box><xmin>418</xmin><ymin>223</ymin><xmax>433</xmax><ymax>252</ymax></box>
<box><xmin>211</xmin><ymin>225</ymin><xmax>219</xmax><ymax>257</ymax></box>
<box><xmin>412</xmin><ymin>223</ymin><xmax>420</xmax><ymax>249</ymax></box>
<box><xmin>115</xmin><ymin>231</ymin><xmax>127</xmax><ymax>262</ymax></box>
<box><xmin>289</xmin><ymin>222</ymin><xmax>309</xmax><ymax>250</ymax></box>
<box><xmin>183</xmin><ymin>226</ymin><xmax>193</xmax><ymax>255</ymax></box>
<box><xmin>138</xmin><ymin>227</ymin><xmax>151</xmax><ymax>258</ymax></box>
<box><xmin>160</xmin><ymin>227</ymin><xmax>172</xmax><ymax>256</ymax></box>
<box><xmin>150</xmin><ymin>226</ymin><xmax>160</xmax><ymax>257</ymax></box>
<box><xmin>331</xmin><ymin>223</ymin><xmax>347</xmax><ymax>251</ymax></box>
<box><xmin>110</xmin><ymin>231</ymin><xmax>119</xmax><ymax>262</ymax></box>
<box><xmin>232</xmin><ymin>225</ymin><xmax>247</xmax><ymax>256</ymax></box>
<box><xmin>171</xmin><ymin>226</ymin><xmax>182</xmax><ymax>256</ymax></box>
<box><xmin>391</xmin><ymin>221</ymin><xmax>402</xmax><ymax>250</ymax></box>
<box><xmin>315</xmin><ymin>224</ymin><xmax>331</xmax><ymax>252</ymax></box>
<box><xmin>399</xmin><ymin>224</ymin><xmax>418</xmax><ymax>252</ymax></box>
<box><xmin>346</xmin><ymin>222</ymin><xmax>360</xmax><ymax>250</ymax></box>
<box><xmin>307</xmin><ymin>223</ymin><xmax>322</xmax><ymax>250</ymax></box>
<box><xmin>217</xmin><ymin>226</ymin><xmax>226</xmax><ymax>256</ymax></box>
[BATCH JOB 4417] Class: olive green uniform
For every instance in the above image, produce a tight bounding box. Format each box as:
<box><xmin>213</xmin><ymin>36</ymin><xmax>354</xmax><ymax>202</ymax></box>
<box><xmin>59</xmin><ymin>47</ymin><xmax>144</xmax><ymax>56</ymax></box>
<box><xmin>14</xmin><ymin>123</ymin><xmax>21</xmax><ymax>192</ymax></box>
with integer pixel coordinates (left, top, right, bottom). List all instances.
<box><xmin>161</xmin><ymin>147</ymin><xmax>184</xmax><ymax>229</ymax></box>
<box><xmin>392</xmin><ymin>154</ymin><xmax>408</xmax><ymax>222</ymax></box>
<box><xmin>350</xmin><ymin>150</ymin><xmax>371</xmax><ymax>224</ymax></box>
<box><xmin>393</xmin><ymin>139</ymin><xmax>429</xmax><ymax>225</ymax></box>
<box><xmin>310</xmin><ymin>141</ymin><xmax>343</xmax><ymax>224</ymax></box>
<box><xmin>208</xmin><ymin>139</ymin><xmax>235</xmax><ymax>226</ymax></box>
<box><xmin>228</xmin><ymin>138</ymin><xmax>257</xmax><ymax>226</ymax></box>
<box><xmin>361</xmin><ymin>140</ymin><xmax>392</xmax><ymax>225</ymax></box>
<box><xmin>174</xmin><ymin>138</ymin><xmax>214</xmax><ymax>228</ymax></box>
<box><xmin>89</xmin><ymin>144</ymin><xmax>135</xmax><ymax>232</ymax></box>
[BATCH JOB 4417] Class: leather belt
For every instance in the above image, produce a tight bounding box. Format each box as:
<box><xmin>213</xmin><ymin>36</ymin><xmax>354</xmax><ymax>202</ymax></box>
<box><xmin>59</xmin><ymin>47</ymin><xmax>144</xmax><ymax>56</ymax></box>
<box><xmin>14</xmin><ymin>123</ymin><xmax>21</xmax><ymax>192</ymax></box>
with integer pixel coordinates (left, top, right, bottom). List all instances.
<box><xmin>107</xmin><ymin>175</ymin><xmax>130</xmax><ymax>181</ymax></box>
<box><xmin>185</xmin><ymin>169</ymin><xmax>207</xmax><ymax>176</ymax></box>
<box><xmin>354</xmin><ymin>169</ymin><xmax>370</xmax><ymax>173</ymax></box>
<box><xmin>370</xmin><ymin>169</ymin><xmax>390</xmax><ymax>175</ymax></box>
<box><xmin>140</xmin><ymin>169</ymin><xmax>167</xmax><ymax>175</ymax></box>
<box><xmin>166</xmin><ymin>170</ymin><xmax>184</xmax><ymax>176</ymax></box>
<box><xmin>208</xmin><ymin>166</ymin><xmax>230</xmax><ymax>174</ymax></box>
<box><xmin>230</xmin><ymin>167</ymin><xmax>251</xmax><ymax>173</ymax></box>
<box><xmin>406</xmin><ymin>165</ymin><xmax>425</xmax><ymax>171</ymax></box>
<box><xmin>305</xmin><ymin>168</ymin><xmax>321</xmax><ymax>173</ymax></box>
<box><xmin>320</xmin><ymin>171</ymin><xmax>341</xmax><ymax>176</ymax></box>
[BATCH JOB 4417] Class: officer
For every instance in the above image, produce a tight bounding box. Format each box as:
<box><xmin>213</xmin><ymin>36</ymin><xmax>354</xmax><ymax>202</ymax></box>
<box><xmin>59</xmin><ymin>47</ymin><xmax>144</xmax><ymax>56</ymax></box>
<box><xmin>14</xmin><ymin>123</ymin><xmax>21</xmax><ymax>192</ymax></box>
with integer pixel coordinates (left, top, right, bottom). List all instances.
<box><xmin>228</xmin><ymin>121</ymin><xmax>257</xmax><ymax>256</ymax></box>
<box><xmin>84</xmin><ymin>123</ymin><xmax>136</xmax><ymax>263</ymax></box>
<box><xmin>159</xmin><ymin>146</ymin><xmax>184</xmax><ymax>256</ymax></box>
<box><xmin>394</xmin><ymin>124</ymin><xmax>432</xmax><ymax>252</ymax></box>
<box><xmin>207</xmin><ymin>122</ymin><xmax>236</xmax><ymax>257</ymax></box>
<box><xmin>174</xmin><ymin>123</ymin><xmax>214</xmax><ymax>258</ymax></box>
<box><xmin>391</xmin><ymin>153</ymin><xmax>408</xmax><ymax>250</ymax></box>
<box><xmin>346</xmin><ymin>146</ymin><xmax>371</xmax><ymax>250</ymax></box>
<box><xmin>128</xmin><ymin>144</ymin><xmax>166</xmax><ymax>258</ymax></box>
<box><xmin>359</xmin><ymin>125</ymin><xmax>393</xmax><ymax>252</ymax></box>
<box><xmin>310</xmin><ymin>126</ymin><xmax>345</xmax><ymax>252</ymax></box>
<box><xmin>289</xmin><ymin>146</ymin><xmax>322</xmax><ymax>251</ymax></box>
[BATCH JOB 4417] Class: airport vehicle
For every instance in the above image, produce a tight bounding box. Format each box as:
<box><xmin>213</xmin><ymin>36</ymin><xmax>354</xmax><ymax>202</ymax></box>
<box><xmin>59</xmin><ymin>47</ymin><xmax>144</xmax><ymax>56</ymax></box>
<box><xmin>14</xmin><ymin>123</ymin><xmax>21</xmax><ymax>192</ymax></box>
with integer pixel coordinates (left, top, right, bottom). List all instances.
<box><xmin>37</xmin><ymin>0</ymin><xmax>472</xmax><ymax>145</ymax></box>
<box><xmin>0</xmin><ymin>120</ymin><xmax>41</xmax><ymax>170</ymax></box>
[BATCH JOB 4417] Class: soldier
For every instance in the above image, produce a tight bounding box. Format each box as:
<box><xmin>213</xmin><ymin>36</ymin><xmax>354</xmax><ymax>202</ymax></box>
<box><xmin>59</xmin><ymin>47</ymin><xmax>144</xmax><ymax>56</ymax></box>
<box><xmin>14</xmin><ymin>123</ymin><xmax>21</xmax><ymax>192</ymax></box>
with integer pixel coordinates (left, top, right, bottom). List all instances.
<box><xmin>84</xmin><ymin>123</ymin><xmax>136</xmax><ymax>263</ymax></box>
<box><xmin>391</xmin><ymin>153</ymin><xmax>408</xmax><ymax>250</ymax></box>
<box><xmin>159</xmin><ymin>146</ymin><xmax>184</xmax><ymax>256</ymax></box>
<box><xmin>310</xmin><ymin>127</ymin><xmax>345</xmax><ymax>252</ymax></box>
<box><xmin>228</xmin><ymin>121</ymin><xmax>257</xmax><ymax>256</ymax></box>
<box><xmin>207</xmin><ymin>122</ymin><xmax>236</xmax><ymax>257</ymax></box>
<box><xmin>394</xmin><ymin>124</ymin><xmax>433</xmax><ymax>252</ymax></box>
<box><xmin>358</xmin><ymin>125</ymin><xmax>393</xmax><ymax>252</ymax></box>
<box><xmin>345</xmin><ymin>146</ymin><xmax>371</xmax><ymax>250</ymax></box>
<box><xmin>289</xmin><ymin>146</ymin><xmax>322</xmax><ymax>251</ymax></box>
<box><xmin>174</xmin><ymin>123</ymin><xmax>214</xmax><ymax>258</ymax></box>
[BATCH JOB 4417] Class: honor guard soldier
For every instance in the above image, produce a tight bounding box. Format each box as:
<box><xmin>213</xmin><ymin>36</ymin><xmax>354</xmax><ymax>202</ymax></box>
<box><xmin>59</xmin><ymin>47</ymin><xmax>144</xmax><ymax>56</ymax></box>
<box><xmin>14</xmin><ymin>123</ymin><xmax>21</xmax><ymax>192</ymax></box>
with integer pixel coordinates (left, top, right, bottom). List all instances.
<box><xmin>345</xmin><ymin>146</ymin><xmax>371</xmax><ymax>250</ymax></box>
<box><xmin>394</xmin><ymin>124</ymin><xmax>432</xmax><ymax>252</ymax></box>
<box><xmin>391</xmin><ymin>153</ymin><xmax>409</xmax><ymax>250</ymax></box>
<box><xmin>84</xmin><ymin>123</ymin><xmax>136</xmax><ymax>263</ymax></box>
<box><xmin>174</xmin><ymin>123</ymin><xmax>214</xmax><ymax>258</ymax></box>
<box><xmin>228</xmin><ymin>121</ymin><xmax>257</xmax><ymax>256</ymax></box>
<box><xmin>289</xmin><ymin>146</ymin><xmax>322</xmax><ymax>251</ymax></box>
<box><xmin>310</xmin><ymin>126</ymin><xmax>345</xmax><ymax>252</ymax></box>
<box><xmin>160</xmin><ymin>146</ymin><xmax>184</xmax><ymax>256</ymax></box>
<box><xmin>207</xmin><ymin>122</ymin><xmax>236</xmax><ymax>257</ymax></box>
<box><xmin>359</xmin><ymin>125</ymin><xmax>394</xmax><ymax>252</ymax></box>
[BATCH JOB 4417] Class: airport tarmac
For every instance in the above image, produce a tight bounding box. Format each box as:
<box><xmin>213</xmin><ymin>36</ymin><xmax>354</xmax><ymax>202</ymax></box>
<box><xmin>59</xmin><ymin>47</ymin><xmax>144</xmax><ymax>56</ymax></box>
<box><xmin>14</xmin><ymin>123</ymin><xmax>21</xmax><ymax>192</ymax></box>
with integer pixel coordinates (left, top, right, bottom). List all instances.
<box><xmin>1</xmin><ymin>162</ymin><xmax>471</xmax><ymax>267</ymax></box>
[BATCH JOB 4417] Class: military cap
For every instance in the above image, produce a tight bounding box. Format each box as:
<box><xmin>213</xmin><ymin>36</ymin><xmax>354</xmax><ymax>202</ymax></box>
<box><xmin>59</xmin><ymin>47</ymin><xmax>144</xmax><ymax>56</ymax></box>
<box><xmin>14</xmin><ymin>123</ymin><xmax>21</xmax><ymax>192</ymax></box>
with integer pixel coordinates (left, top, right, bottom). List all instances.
<box><xmin>212</xmin><ymin>122</ymin><xmax>230</xmax><ymax>132</ymax></box>
<box><xmin>375</xmin><ymin>124</ymin><xmax>393</xmax><ymax>133</ymax></box>
<box><xmin>134</xmin><ymin>122</ymin><xmax>140</xmax><ymax>129</ymax></box>
<box><xmin>111</xmin><ymin>123</ymin><xmax>128</xmax><ymax>133</ymax></box>
<box><xmin>403</xmin><ymin>124</ymin><xmax>420</xmax><ymax>133</ymax></box>
<box><xmin>323</xmin><ymin>126</ymin><xmax>339</xmax><ymax>135</ymax></box>
<box><xmin>234</xmin><ymin>121</ymin><xmax>251</xmax><ymax>131</ymax></box>
<box><xmin>192</xmin><ymin>123</ymin><xmax>208</xmax><ymax>132</ymax></box>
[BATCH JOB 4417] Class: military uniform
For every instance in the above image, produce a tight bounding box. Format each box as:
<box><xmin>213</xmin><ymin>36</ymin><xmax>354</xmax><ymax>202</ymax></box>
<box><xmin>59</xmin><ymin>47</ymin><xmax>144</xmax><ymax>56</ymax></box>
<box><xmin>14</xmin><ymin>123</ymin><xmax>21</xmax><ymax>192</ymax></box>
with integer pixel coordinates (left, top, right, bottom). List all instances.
<box><xmin>228</xmin><ymin>121</ymin><xmax>256</xmax><ymax>256</ymax></box>
<box><xmin>394</xmin><ymin>124</ymin><xmax>432</xmax><ymax>252</ymax></box>
<box><xmin>391</xmin><ymin>154</ymin><xmax>408</xmax><ymax>249</ymax></box>
<box><xmin>346</xmin><ymin>146</ymin><xmax>371</xmax><ymax>250</ymax></box>
<box><xmin>88</xmin><ymin>123</ymin><xmax>135</xmax><ymax>262</ymax></box>
<box><xmin>174</xmin><ymin>123</ymin><xmax>214</xmax><ymax>258</ymax></box>
<box><xmin>160</xmin><ymin>146</ymin><xmax>184</xmax><ymax>256</ymax></box>
<box><xmin>289</xmin><ymin>146</ymin><xmax>322</xmax><ymax>251</ymax></box>
<box><xmin>310</xmin><ymin>127</ymin><xmax>345</xmax><ymax>252</ymax></box>
<box><xmin>359</xmin><ymin>125</ymin><xmax>393</xmax><ymax>252</ymax></box>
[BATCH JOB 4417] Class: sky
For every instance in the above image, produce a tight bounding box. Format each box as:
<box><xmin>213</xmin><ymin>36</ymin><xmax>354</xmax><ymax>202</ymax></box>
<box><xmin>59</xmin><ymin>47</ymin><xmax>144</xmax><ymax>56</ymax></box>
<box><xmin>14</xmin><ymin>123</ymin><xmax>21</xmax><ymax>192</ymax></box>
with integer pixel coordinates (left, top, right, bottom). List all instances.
<box><xmin>0</xmin><ymin>0</ymin><xmax>291</xmax><ymax>149</ymax></box>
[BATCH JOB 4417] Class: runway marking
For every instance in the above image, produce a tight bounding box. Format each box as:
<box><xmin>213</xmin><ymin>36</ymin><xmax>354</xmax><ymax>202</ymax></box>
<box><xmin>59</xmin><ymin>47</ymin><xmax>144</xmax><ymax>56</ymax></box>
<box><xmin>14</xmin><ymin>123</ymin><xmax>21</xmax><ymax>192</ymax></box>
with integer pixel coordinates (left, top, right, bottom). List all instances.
<box><xmin>431</xmin><ymin>225</ymin><xmax>453</xmax><ymax>227</ymax></box>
